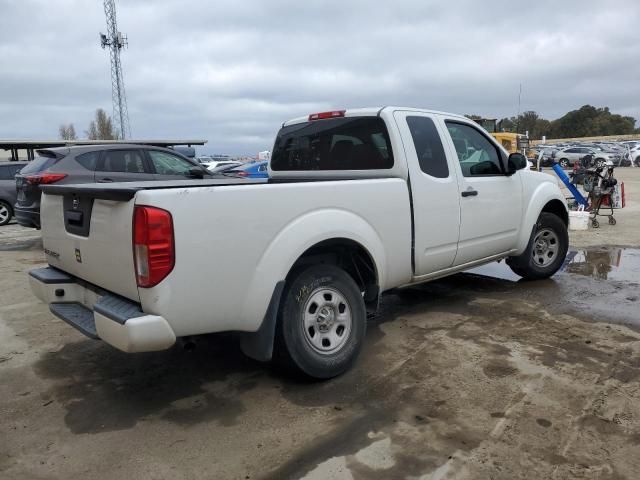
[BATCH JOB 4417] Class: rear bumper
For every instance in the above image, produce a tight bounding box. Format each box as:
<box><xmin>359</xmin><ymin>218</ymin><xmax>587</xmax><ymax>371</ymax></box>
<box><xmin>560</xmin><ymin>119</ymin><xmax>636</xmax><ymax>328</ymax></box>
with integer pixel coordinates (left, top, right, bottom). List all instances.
<box><xmin>29</xmin><ymin>267</ymin><xmax>176</xmax><ymax>353</ymax></box>
<box><xmin>14</xmin><ymin>206</ymin><xmax>40</xmax><ymax>228</ymax></box>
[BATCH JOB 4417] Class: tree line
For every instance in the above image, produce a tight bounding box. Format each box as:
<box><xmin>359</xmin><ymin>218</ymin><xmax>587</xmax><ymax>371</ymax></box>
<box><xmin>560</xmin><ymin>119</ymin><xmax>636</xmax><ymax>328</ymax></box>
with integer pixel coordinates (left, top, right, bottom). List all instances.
<box><xmin>62</xmin><ymin>104</ymin><xmax>637</xmax><ymax>142</ymax></box>
<box><xmin>58</xmin><ymin>108</ymin><xmax>118</xmax><ymax>141</ymax></box>
<box><xmin>466</xmin><ymin>105</ymin><xmax>638</xmax><ymax>140</ymax></box>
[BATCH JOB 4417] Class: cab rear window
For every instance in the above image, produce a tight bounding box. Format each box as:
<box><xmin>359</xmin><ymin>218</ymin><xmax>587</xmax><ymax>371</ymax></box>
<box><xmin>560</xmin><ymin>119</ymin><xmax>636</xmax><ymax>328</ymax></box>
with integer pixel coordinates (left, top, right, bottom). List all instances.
<box><xmin>271</xmin><ymin>117</ymin><xmax>393</xmax><ymax>171</ymax></box>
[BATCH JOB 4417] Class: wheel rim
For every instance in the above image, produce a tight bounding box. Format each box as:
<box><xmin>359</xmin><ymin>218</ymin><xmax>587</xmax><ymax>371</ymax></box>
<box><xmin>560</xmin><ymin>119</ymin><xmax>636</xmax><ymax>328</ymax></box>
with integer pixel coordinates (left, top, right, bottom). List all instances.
<box><xmin>302</xmin><ymin>287</ymin><xmax>352</xmax><ymax>355</ymax></box>
<box><xmin>0</xmin><ymin>204</ymin><xmax>9</xmax><ymax>223</ymax></box>
<box><xmin>532</xmin><ymin>228</ymin><xmax>560</xmax><ymax>267</ymax></box>
<box><xmin>560</xmin><ymin>160</ymin><xmax>568</xmax><ymax>168</ymax></box>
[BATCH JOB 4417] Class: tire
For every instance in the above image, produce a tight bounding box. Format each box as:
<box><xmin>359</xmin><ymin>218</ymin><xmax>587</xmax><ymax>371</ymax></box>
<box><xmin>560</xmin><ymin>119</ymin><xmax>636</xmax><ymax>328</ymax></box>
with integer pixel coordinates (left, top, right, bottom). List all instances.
<box><xmin>559</xmin><ymin>158</ymin><xmax>569</xmax><ymax>168</ymax></box>
<box><xmin>595</xmin><ymin>158</ymin><xmax>605</xmax><ymax>168</ymax></box>
<box><xmin>0</xmin><ymin>201</ymin><xmax>12</xmax><ymax>226</ymax></box>
<box><xmin>506</xmin><ymin>212</ymin><xmax>569</xmax><ymax>280</ymax></box>
<box><xmin>274</xmin><ymin>264</ymin><xmax>366</xmax><ymax>379</ymax></box>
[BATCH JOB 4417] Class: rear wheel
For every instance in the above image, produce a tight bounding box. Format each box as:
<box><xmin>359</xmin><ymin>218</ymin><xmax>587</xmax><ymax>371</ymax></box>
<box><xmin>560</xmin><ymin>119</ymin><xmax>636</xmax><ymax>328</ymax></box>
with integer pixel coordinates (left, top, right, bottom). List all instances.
<box><xmin>274</xmin><ymin>264</ymin><xmax>366</xmax><ymax>379</ymax></box>
<box><xmin>595</xmin><ymin>158</ymin><xmax>605</xmax><ymax>168</ymax></box>
<box><xmin>0</xmin><ymin>201</ymin><xmax>12</xmax><ymax>226</ymax></box>
<box><xmin>559</xmin><ymin>158</ymin><xmax>569</xmax><ymax>168</ymax></box>
<box><xmin>507</xmin><ymin>212</ymin><xmax>568</xmax><ymax>280</ymax></box>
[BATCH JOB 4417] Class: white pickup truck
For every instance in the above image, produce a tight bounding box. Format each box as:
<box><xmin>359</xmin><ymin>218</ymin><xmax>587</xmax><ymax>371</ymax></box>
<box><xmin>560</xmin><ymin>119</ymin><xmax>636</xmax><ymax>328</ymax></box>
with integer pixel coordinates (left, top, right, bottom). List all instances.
<box><xmin>29</xmin><ymin>107</ymin><xmax>568</xmax><ymax>378</ymax></box>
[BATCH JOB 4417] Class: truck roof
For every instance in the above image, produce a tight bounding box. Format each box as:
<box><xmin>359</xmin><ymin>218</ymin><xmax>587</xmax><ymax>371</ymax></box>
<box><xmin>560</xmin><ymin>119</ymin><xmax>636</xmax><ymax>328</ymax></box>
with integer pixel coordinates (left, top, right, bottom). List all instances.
<box><xmin>282</xmin><ymin>106</ymin><xmax>469</xmax><ymax>127</ymax></box>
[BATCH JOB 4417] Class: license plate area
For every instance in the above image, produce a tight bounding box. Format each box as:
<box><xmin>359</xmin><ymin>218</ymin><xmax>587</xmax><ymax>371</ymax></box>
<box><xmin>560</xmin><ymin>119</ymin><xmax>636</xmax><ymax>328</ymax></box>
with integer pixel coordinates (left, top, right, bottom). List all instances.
<box><xmin>63</xmin><ymin>194</ymin><xmax>94</xmax><ymax>237</ymax></box>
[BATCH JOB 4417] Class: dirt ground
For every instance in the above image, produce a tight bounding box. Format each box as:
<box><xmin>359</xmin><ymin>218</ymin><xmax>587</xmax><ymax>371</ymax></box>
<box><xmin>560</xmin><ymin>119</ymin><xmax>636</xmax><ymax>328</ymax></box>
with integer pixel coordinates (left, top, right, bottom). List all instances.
<box><xmin>1</xmin><ymin>168</ymin><xmax>639</xmax><ymax>480</ymax></box>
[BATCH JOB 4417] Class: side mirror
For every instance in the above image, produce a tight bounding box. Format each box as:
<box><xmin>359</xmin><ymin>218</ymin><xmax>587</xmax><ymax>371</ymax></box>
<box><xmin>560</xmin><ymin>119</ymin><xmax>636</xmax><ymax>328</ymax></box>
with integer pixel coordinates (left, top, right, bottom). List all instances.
<box><xmin>188</xmin><ymin>167</ymin><xmax>206</xmax><ymax>179</ymax></box>
<box><xmin>507</xmin><ymin>152</ymin><xmax>527</xmax><ymax>175</ymax></box>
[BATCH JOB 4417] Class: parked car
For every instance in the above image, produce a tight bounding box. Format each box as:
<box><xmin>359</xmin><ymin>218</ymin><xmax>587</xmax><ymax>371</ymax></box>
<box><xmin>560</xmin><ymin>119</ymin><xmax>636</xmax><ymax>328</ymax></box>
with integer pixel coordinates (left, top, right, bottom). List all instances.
<box><xmin>554</xmin><ymin>146</ymin><xmax>618</xmax><ymax>168</ymax></box>
<box><xmin>530</xmin><ymin>146</ymin><xmax>558</xmax><ymax>167</ymax></box>
<box><xmin>14</xmin><ymin>145</ymin><xmax>210</xmax><ymax>228</ymax></box>
<box><xmin>209</xmin><ymin>162</ymin><xmax>243</xmax><ymax>174</ymax></box>
<box><xmin>204</xmin><ymin>160</ymin><xmax>242</xmax><ymax>171</ymax></box>
<box><xmin>29</xmin><ymin>107</ymin><xmax>568</xmax><ymax>379</ymax></box>
<box><xmin>0</xmin><ymin>161</ymin><xmax>27</xmax><ymax>226</ymax></box>
<box><xmin>628</xmin><ymin>145</ymin><xmax>640</xmax><ymax>166</ymax></box>
<box><xmin>226</xmin><ymin>161</ymin><xmax>269</xmax><ymax>178</ymax></box>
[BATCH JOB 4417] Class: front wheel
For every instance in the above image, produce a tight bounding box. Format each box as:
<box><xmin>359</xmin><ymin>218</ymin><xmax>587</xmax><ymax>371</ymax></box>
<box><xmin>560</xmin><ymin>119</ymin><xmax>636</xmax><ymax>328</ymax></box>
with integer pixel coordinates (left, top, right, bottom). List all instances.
<box><xmin>0</xmin><ymin>201</ymin><xmax>12</xmax><ymax>226</ymax></box>
<box><xmin>274</xmin><ymin>264</ymin><xmax>366</xmax><ymax>379</ymax></box>
<box><xmin>507</xmin><ymin>212</ymin><xmax>569</xmax><ymax>280</ymax></box>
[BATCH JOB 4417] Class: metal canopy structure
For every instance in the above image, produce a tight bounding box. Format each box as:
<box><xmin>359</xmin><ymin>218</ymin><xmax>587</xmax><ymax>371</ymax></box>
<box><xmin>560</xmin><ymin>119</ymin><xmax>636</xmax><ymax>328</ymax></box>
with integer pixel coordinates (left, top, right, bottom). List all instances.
<box><xmin>0</xmin><ymin>139</ymin><xmax>207</xmax><ymax>161</ymax></box>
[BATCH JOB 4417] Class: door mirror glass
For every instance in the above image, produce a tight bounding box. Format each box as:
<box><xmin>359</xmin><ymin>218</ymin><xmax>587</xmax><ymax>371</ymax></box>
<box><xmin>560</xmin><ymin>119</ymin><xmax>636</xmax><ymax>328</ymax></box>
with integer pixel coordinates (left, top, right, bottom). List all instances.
<box><xmin>507</xmin><ymin>152</ymin><xmax>527</xmax><ymax>173</ymax></box>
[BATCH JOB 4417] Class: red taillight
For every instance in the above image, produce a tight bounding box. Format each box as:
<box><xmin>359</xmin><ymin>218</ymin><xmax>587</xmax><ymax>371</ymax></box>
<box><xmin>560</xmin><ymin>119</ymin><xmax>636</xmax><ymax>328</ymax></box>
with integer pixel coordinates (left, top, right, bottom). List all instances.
<box><xmin>133</xmin><ymin>206</ymin><xmax>174</xmax><ymax>288</ymax></box>
<box><xmin>24</xmin><ymin>173</ymin><xmax>67</xmax><ymax>185</ymax></box>
<box><xmin>308</xmin><ymin>110</ymin><xmax>346</xmax><ymax>121</ymax></box>
<box><xmin>235</xmin><ymin>171</ymin><xmax>249</xmax><ymax>177</ymax></box>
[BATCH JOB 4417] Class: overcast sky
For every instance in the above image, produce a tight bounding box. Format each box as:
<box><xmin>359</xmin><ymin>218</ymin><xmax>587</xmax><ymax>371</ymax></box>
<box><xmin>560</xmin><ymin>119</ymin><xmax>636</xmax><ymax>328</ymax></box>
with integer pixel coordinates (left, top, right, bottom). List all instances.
<box><xmin>1</xmin><ymin>0</ymin><xmax>639</xmax><ymax>155</ymax></box>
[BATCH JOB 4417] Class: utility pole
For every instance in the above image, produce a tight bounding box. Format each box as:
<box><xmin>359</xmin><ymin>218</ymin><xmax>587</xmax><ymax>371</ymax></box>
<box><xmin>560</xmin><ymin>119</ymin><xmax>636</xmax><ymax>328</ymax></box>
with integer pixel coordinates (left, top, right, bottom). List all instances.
<box><xmin>100</xmin><ymin>0</ymin><xmax>131</xmax><ymax>139</ymax></box>
<box><xmin>515</xmin><ymin>83</ymin><xmax>522</xmax><ymax>134</ymax></box>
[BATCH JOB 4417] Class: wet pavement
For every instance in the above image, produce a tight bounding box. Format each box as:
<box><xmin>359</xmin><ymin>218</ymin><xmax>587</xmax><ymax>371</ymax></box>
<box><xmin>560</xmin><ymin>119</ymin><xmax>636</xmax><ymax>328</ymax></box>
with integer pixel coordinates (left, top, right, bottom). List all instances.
<box><xmin>1</xmin><ymin>226</ymin><xmax>640</xmax><ymax>479</ymax></box>
<box><xmin>467</xmin><ymin>247</ymin><xmax>640</xmax><ymax>330</ymax></box>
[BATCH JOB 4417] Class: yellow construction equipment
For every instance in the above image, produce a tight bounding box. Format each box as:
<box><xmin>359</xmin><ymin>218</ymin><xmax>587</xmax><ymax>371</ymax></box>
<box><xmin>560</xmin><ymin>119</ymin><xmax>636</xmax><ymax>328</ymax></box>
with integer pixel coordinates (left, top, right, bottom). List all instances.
<box><xmin>474</xmin><ymin>118</ymin><xmax>529</xmax><ymax>154</ymax></box>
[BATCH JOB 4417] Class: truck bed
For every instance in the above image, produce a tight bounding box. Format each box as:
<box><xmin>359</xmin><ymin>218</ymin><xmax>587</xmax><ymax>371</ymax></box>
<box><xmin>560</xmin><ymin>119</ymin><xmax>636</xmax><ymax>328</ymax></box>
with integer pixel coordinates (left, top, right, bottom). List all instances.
<box><xmin>39</xmin><ymin>177</ymin><xmax>413</xmax><ymax>337</ymax></box>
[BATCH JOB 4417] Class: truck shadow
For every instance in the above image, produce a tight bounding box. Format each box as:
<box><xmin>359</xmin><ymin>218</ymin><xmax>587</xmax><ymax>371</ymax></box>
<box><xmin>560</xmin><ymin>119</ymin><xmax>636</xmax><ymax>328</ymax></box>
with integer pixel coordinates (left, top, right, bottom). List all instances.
<box><xmin>33</xmin><ymin>334</ymin><xmax>266</xmax><ymax>434</ymax></box>
<box><xmin>31</xmin><ymin>271</ymin><xmax>544</xmax><ymax>435</ymax></box>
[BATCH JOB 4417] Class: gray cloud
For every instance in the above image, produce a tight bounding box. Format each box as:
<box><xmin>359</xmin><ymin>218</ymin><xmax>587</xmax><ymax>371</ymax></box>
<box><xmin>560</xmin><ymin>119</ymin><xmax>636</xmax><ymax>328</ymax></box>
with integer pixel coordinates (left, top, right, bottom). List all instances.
<box><xmin>1</xmin><ymin>0</ymin><xmax>638</xmax><ymax>154</ymax></box>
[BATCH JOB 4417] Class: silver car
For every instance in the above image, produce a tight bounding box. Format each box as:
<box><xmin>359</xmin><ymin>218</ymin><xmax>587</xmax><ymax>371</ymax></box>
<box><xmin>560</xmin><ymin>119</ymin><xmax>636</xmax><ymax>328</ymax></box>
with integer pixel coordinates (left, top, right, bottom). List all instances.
<box><xmin>554</xmin><ymin>146</ymin><xmax>618</xmax><ymax>168</ymax></box>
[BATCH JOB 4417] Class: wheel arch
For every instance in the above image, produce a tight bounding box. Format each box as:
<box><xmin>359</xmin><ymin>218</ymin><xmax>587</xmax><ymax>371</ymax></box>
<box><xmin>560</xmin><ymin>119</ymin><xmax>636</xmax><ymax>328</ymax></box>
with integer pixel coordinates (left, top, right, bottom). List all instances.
<box><xmin>541</xmin><ymin>199</ymin><xmax>568</xmax><ymax>227</ymax></box>
<box><xmin>287</xmin><ymin>237</ymin><xmax>380</xmax><ymax>310</ymax></box>
<box><xmin>515</xmin><ymin>184</ymin><xmax>568</xmax><ymax>255</ymax></box>
<box><xmin>239</xmin><ymin>210</ymin><xmax>386</xmax><ymax>362</ymax></box>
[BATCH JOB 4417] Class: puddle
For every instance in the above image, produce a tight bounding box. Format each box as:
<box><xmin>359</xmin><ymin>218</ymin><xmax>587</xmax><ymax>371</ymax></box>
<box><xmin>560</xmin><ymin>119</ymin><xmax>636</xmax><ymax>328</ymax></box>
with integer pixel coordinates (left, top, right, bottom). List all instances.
<box><xmin>562</xmin><ymin>248</ymin><xmax>640</xmax><ymax>282</ymax></box>
<box><xmin>460</xmin><ymin>247</ymin><xmax>640</xmax><ymax>329</ymax></box>
<box><xmin>466</xmin><ymin>247</ymin><xmax>640</xmax><ymax>284</ymax></box>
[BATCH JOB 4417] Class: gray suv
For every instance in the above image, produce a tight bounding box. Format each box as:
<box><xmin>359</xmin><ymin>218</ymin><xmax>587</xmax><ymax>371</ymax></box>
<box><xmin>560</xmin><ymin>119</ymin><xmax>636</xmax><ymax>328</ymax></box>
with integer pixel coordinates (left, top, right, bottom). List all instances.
<box><xmin>0</xmin><ymin>162</ymin><xmax>27</xmax><ymax>225</ymax></box>
<box><xmin>14</xmin><ymin>145</ymin><xmax>210</xmax><ymax>228</ymax></box>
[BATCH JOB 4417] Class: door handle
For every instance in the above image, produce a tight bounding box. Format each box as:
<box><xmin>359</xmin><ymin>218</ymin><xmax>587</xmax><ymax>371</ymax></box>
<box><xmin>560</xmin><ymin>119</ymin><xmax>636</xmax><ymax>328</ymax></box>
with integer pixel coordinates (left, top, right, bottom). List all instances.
<box><xmin>461</xmin><ymin>189</ymin><xmax>478</xmax><ymax>197</ymax></box>
<box><xmin>98</xmin><ymin>178</ymin><xmax>114</xmax><ymax>183</ymax></box>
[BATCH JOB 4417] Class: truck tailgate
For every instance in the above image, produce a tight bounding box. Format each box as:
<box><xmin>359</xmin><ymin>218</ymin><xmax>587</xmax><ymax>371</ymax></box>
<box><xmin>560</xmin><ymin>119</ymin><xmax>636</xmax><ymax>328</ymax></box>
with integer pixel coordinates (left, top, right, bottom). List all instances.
<box><xmin>39</xmin><ymin>191</ymin><xmax>139</xmax><ymax>301</ymax></box>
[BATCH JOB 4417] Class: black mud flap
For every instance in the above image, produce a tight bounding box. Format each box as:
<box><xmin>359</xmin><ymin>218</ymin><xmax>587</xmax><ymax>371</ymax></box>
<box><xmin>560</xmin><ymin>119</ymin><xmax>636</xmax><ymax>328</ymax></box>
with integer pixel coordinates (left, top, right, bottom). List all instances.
<box><xmin>240</xmin><ymin>281</ymin><xmax>285</xmax><ymax>362</ymax></box>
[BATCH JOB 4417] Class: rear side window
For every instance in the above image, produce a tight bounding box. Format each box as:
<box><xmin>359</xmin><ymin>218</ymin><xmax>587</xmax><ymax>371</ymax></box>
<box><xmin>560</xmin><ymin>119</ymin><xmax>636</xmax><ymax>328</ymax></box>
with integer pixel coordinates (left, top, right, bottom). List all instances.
<box><xmin>19</xmin><ymin>156</ymin><xmax>59</xmax><ymax>175</ymax></box>
<box><xmin>99</xmin><ymin>150</ymin><xmax>146</xmax><ymax>173</ymax></box>
<box><xmin>0</xmin><ymin>164</ymin><xmax>24</xmax><ymax>179</ymax></box>
<box><xmin>75</xmin><ymin>151</ymin><xmax>99</xmax><ymax>171</ymax></box>
<box><xmin>0</xmin><ymin>165</ymin><xmax>12</xmax><ymax>180</ymax></box>
<box><xmin>271</xmin><ymin>117</ymin><xmax>393</xmax><ymax>171</ymax></box>
<box><xmin>406</xmin><ymin>116</ymin><xmax>449</xmax><ymax>178</ymax></box>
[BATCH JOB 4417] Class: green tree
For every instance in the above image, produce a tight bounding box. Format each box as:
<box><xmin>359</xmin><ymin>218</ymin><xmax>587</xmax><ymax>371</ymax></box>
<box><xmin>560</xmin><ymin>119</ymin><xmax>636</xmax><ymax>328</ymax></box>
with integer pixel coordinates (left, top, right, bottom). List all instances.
<box><xmin>549</xmin><ymin>105</ymin><xmax>636</xmax><ymax>138</ymax></box>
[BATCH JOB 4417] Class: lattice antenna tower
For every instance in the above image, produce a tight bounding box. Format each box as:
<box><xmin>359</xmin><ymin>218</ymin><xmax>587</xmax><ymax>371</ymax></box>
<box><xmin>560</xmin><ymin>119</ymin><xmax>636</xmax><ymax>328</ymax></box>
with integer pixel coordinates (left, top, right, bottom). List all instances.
<box><xmin>99</xmin><ymin>0</ymin><xmax>131</xmax><ymax>139</ymax></box>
